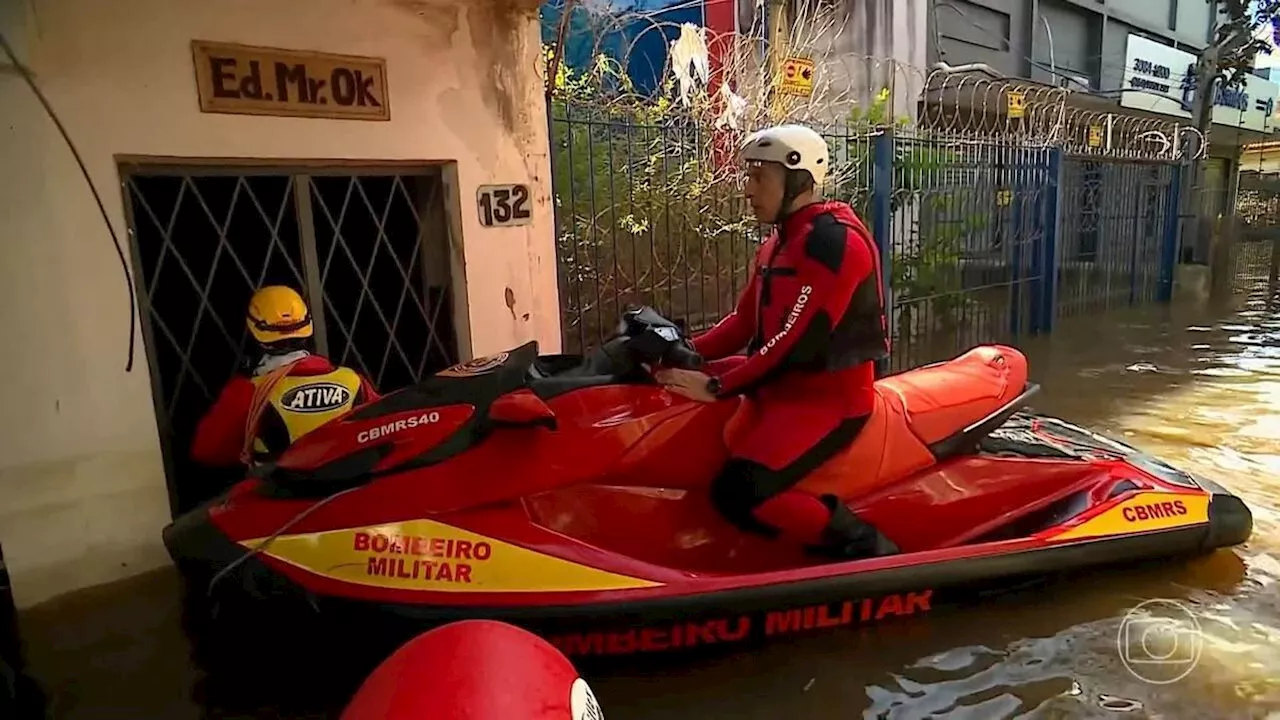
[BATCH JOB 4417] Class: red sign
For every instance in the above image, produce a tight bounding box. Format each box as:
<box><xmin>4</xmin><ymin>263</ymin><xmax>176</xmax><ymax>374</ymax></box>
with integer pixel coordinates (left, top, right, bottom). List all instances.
<box><xmin>1123</xmin><ymin>499</ymin><xmax>1188</xmax><ymax>522</ymax></box>
<box><xmin>354</xmin><ymin>530</ymin><xmax>492</xmax><ymax>585</ymax></box>
<box><xmin>548</xmin><ymin>590</ymin><xmax>933</xmax><ymax>657</ymax></box>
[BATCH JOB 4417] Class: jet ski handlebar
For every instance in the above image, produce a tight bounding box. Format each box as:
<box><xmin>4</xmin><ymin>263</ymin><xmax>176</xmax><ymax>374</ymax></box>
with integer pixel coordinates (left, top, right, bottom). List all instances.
<box><xmin>614</xmin><ymin>306</ymin><xmax>703</xmax><ymax>371</ymax></box>
<box><xmin>528</xmin><ymin>307</ymin><xmax>703</xmax><ymax>392</ymax></box>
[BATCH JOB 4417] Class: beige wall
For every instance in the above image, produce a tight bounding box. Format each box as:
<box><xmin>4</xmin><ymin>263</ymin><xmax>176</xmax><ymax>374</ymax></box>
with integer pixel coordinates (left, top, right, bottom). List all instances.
<box><xmin>0</xmin><ymin>0</ymin><xmax>559</xmax><ymax>607</ymax></box>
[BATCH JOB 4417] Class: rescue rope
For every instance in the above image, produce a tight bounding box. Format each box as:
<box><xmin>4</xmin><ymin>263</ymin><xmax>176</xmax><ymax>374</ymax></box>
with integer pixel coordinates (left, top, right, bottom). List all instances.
<box><xmin>0</xmin><ymin>32</ymin><xmax>138</xmax><ymax>373</ymax></box>
<box><xmin>205</xmin><ymin>483</ymin><xmax>364</xmax><ymax>603</ymax></box>
<box><xmin>239</xmin><ymin>358</ymin><xmax>306</xmax><ymax>465</ymax></box>
<box><xmin>209</xmin><ymin>356</ymin><xmax>340</xmax><ymax>605</ymax></box>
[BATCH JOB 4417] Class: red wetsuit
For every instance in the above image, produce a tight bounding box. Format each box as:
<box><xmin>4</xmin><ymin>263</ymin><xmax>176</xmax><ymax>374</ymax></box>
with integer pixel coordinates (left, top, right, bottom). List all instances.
<box><xmin>692</xmin><ymin>200</ymin><xmax>890</xmax><ymax>555</ymax></box>
<box><xmin>191</xmin><ymin>354</ymin><xmax>379</xmax><ymax>467</ymax></box>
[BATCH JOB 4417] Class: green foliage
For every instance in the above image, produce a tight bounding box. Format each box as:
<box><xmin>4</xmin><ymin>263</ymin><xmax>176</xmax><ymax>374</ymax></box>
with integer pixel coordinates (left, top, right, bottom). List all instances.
<box><xmin>1206</xmin><ymin>0</ymin><xmax>1280</xmax><ymax>88</ymax></box>
<box><xmin>830</xmin><ymin>89</ymin><xmax>988</xmax><ymax>330</ymax></box>
<box><xmin>549</xmin><ymin>58</ymin><xmax>997</xmax><ymax>344</ymax></box>
<box><xmin>546</xmin><ymin>50</ymin><xmax>754</xmax><ymax>349</ymax></box>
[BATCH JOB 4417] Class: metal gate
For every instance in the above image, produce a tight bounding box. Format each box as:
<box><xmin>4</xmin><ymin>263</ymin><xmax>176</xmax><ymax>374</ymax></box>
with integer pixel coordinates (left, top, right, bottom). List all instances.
<box><xmin>120</xmin><ymin>163</ymin><xmax>459</xmax><ymax>515</ymax></box>
<box><xmin>1058</xmin><ymin>158</ymin><xmax>1174</xmax><ymax>318</ymax></box>
<box><xmin>1233</xmin><ymin>175</ymin><xmax>1280</xmax><ymax>297</ymax></box>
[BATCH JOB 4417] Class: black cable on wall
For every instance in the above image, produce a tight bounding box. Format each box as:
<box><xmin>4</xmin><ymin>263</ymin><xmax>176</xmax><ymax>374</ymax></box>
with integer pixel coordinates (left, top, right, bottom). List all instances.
<box><xmin>0</xmin><ymin>31</ymin><xmax>137</xmax><ymax>373</ymax></box>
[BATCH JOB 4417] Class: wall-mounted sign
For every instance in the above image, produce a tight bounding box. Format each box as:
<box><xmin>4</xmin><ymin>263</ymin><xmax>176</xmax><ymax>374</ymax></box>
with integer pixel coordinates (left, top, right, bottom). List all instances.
<box><xmin>477</xmin><ymin>184</ymin><xmax>533</xmax><ymax>227</ymax></box>
<box><xmin>1119</xmin><ymin>34</ymin><xmax>1277</xmax><ymax>133</ymax></box>
<box><xmin>192</xmin><ymin>40</ymin><xmax>390</xmax><ymax>121</ymax></box>
<box><xmin>1007</xmin><ymin>90</ymin><xmax>1026</xmax><ymax>118</ymax></box>
<box><xmin>1087</xmin><ymin>124</ymin><xmax>1104</xmax><ymax>147</ymax></box>
<box><xmin>778</xmin><ymin>57</ymin><xmax>815</xmax><ymax>97</ymax></box>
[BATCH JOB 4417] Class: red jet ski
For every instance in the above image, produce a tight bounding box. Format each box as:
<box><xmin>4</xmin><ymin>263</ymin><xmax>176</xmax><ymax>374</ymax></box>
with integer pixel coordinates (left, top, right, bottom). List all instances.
<box><xmin>164</xmin><ymin>307</ymin><xmax>1253</xmax><ymax>660</ymax></box>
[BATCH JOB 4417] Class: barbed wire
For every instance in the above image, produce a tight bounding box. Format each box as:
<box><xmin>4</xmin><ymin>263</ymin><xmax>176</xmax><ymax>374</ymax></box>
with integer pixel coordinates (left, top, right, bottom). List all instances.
<box><xmin>545</xmin><ymin>6</ymin><xmax>1195</xmax><ymax>161</ymax></box>
<box><xmin>543</xmin><ymin>6</ymin><xmax>1198</xmax><ymax>347</ymax></box>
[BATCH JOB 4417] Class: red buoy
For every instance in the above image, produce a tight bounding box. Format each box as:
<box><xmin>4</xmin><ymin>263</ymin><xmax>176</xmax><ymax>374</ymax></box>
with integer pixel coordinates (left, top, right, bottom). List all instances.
<box><xmin>342</xmin><ymin>620</ymin><xmax>603</xmax><ymax>720</ymax></box>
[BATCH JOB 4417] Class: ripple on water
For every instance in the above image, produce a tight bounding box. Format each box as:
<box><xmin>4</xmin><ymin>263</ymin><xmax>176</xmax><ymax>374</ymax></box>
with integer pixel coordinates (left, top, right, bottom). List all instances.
<box><xmin>1230</xmin><ymin>334</ymin><xmax>1271</xmax><ymax>346</ymax></box>
<box><xmin>866</xmin><ymin>582</ymin><xmax>1280</xmax><ymax>719</ymax></box>
<box><xmin>864</xmin><ymin>636</ymin><xmax>1080</xmax><ymax>719</ymax></box>
<box><xmin>1192</xmin><ymin>366</ymin><xmax>1255</xmax><ymax>377</ymax></box>
<box><xmin>1096</xmin><ymin>694</ymin><xmax>1143</xmax><ymax>712</ymax></box>
<box><xmin>1235</xmin><ymin>418</ymin><xmax>1280</xmax><ymax>442</ymax></box>
<box><xmin>1125</xmin><ymin>345</ymin><xmax>1168</xmax><ymax>355</ymax></box>
<box><xmin>1236</xmin><ymin>358</ymin><xmax>1280</xmax><ymax>373</ymax></box>
<box><xmin>856</xmin><ymin>302</ymin><xmax>1280</xmax><ymax>719</ymax></box>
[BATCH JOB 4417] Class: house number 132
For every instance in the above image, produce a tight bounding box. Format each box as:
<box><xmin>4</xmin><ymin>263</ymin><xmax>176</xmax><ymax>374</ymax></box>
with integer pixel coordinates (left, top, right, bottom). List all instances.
<box><xmin>477</xmin><ymin>184</ymin><xmax>533</xmax><ymax>227</ymax></box>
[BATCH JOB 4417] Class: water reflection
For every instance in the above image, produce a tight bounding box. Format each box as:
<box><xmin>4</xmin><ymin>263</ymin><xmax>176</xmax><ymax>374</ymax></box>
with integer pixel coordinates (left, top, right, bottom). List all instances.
<box><xmin>19</xmin><ymin>294</ymin><xmax>1280</xmax><ymax>719</ymax></box>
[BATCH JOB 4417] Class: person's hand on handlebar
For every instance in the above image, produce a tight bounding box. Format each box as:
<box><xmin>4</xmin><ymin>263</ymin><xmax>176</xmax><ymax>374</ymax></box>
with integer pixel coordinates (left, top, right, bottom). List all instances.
<box><xmin>653</xmin><ymin>367</ymin><xmax>716</xmax><ymax>403</ymax></box>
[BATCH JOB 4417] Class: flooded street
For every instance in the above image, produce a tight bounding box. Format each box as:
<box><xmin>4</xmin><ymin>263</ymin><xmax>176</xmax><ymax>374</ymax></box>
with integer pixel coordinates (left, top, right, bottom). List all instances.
<box><xmin>18</xmin><ymin>294</ymin><xmax>1280</xmax><ymax>719</ymax></box>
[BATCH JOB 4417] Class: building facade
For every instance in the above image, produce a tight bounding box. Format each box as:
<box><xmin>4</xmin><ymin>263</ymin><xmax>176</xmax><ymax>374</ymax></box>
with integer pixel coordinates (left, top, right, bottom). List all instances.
<box><xmin>930</xmin><ymin>0</ymin><xmax>1218</xmax><ymax>91</ymax></box>
<box><xmin>0</xmin><ymin>0</ymin><xmax>559</xmax><ymax>607</ymax></box>
<box><xmin>929</xmin><ymin>0</ymin><xmax>1280</xmax><ymax>263</ymax></box>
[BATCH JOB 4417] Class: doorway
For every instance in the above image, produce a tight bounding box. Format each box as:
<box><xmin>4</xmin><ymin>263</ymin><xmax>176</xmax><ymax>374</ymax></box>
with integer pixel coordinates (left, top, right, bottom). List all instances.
<box><xmin>119</xmin><ymin>162</ymin><xmax>459</xmax><ymax>516</ymax></box>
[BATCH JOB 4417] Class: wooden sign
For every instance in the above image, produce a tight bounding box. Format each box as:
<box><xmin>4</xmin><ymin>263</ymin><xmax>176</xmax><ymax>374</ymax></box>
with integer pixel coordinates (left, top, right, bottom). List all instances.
<box><xmin>778</xmin><ymin>57</ymin><xmax>815</xmax><ymax>97</ymax></box>
<box><xmin>191</xmin><ymin>40</ymin><xmax>390</xmax><ymax>121</ymax></box>
<box><xmin>477</xmin><ymin>184</ymin><xmax>533</xmax><ymax>227</ymax></box>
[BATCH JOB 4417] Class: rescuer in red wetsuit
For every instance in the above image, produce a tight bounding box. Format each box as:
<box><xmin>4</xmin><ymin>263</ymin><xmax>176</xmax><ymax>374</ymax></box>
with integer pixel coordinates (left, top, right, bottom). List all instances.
<box><xmin>654</xmin><ymin>124</ymin><xmax>898</xmax><ymax>560</ymax></box>
<box><xmin>191</xmin><ymin>286</ymin><xmax>379</xmax><ymax>467</ymax></box>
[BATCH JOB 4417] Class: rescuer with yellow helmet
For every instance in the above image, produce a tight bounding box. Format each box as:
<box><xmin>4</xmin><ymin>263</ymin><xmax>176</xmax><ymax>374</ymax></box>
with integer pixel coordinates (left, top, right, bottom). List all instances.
<box><xmin>191</xmin><ymin>285</ymin><xmax>379</xmax><ymax>466</ymax></box>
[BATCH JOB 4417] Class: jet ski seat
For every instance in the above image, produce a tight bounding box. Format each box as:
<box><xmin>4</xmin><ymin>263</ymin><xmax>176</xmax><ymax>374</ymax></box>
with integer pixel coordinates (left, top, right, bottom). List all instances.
<box><xmin>759</xmin><ymin>345</ymin><xmax>1031</xmax><ymax>502</ymax></box>
<box><xmin>879</xmin><ymin>345</ymin><xmax>1030</xmax><ymax>446</ymax></box>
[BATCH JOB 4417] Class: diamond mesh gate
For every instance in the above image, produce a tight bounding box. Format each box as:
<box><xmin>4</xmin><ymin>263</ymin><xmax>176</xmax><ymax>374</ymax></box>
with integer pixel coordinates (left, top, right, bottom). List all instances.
<box><xmin>120</xmin><ymin>164</ymin><xmax>458</xmax><ymax>516</ymax></box>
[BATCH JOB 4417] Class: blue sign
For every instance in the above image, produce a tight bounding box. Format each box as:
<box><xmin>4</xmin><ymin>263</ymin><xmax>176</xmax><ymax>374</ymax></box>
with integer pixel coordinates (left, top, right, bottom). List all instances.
<box><xmin>1179</xmin><ymin>62</ymin><xmax>1256</xmax><ymax>113</ymax></box>
<box><xmin>1122</xmin><ymin>33</ymin><xmax>1278</xmax><ymax>131</ymax></box>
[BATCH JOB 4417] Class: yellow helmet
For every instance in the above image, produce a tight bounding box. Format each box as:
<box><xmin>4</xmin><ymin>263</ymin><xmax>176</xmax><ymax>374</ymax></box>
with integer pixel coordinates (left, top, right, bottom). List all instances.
<box><xmin>246</xmin><ymin>286</ymin><xmax>314</xmax><ymax>344</ymax></box>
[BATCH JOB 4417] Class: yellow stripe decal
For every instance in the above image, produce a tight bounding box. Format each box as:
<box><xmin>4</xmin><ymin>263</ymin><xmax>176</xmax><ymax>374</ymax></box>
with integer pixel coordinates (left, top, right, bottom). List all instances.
<box><xmin>242</xmin><ymin>518</ymin><xmax>663</xmax><ymax>593</ymax></box>
<box><xmin>1052</xmin><ymin>492</ymin><xmax>1210</xmax><ymax>541</ymax></box>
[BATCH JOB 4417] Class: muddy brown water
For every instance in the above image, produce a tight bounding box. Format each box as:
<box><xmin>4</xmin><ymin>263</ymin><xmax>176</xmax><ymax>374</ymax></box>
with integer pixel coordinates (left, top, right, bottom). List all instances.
<box><xmin>17</xmin><ymin>294</ymin><xmax>1280</xmax><ymax>719</ymax></box>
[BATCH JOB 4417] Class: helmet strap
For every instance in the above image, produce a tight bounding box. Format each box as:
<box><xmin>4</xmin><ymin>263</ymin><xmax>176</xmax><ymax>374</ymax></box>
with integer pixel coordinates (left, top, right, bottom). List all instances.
<box><xmin>259</xmin><ymin>336</ymin><xmax>311</xmax><ymax>356</ymax></box>
<box><xmin>774</xmin><ymin>170</ymin><xmax>815</xmax><ymax>224</ymax></box>
<box><xmin>253</xmin><ymin>348</ymin><xmax>311</xmax><ymax>377</ymax></box>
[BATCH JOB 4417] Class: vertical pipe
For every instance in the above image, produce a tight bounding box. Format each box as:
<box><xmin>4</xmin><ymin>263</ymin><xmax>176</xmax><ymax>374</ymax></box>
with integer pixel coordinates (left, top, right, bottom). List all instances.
<box><xmin>1128</xmin><ymin>165</ymin><xmax>1142</xmax><ymax>306</ymax></box>
<box><xmin>872</xmin><ymin>129</ymin><xmax>894</xmax><ymax>376</ymax></box>
<box><xmin>293</xmin><ymin>176</ymin><xmax>330</xmax><ymax>358</ymax></box>
<box><xmin>1029</xmin><ymin>149</ymin><xmax>1046</xmax><ymax>335</ymax></box>
<box><xmin>118</xmin><ymin>171</ymin><xmax>184</xmax><ymax>517</ymax></box>
<box><xmin>1040</xmin><ymin>147</ymin><xmax>1063</xmax><ymax>333</ymax></box>
<box><xmin>1010</xmin><ymin>145</ymin><xmax>1025</xmax><ymax>338</ymax></box>
<box><xmin>767</xmin><ymin>0</ymin><xmax>790</xmax><ymax>120</ymax></box>
<box><xmin>1159</xmin><ymin>163</ymin><xmax>1183</xmax><ymax>302</ymax></box>
<box><xmin>546</xmin><ymin>89</ymin><xmax>569</xmax><ymax>352</ymax></box>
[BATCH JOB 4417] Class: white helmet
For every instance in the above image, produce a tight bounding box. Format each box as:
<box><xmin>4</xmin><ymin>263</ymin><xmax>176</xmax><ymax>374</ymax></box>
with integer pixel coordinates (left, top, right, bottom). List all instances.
<box><xmin>739</xmin><ymin>124</ymin><xmax>830</xmax><ymax>186</ymax></box>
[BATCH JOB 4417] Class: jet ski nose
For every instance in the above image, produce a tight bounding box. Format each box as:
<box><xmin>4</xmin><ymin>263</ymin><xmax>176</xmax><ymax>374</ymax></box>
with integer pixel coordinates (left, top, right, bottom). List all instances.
<box><xmin>1204</xmin><ymin>484</ymin><xmax>1254</xmax><ymax>549</ymax></box>
<box><xmin>162</xmin><ymin>495</ymin><xmax>241</xmax><ymax>579</ymax></box>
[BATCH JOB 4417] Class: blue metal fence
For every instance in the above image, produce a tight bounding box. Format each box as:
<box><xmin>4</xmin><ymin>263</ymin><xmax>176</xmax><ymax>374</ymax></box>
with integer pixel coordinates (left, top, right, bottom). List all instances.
<box><xmin>872</xmin><ymin>132</ymin><xmax>1058</xmax><ymax>373</ymax></box>
<box><xmin>548</xmin><ymin>102</ymin><xmax>1184</xmax><ymax>370</ymax></box>
<box><xmin>1055</xmin><ymin>158</ymin><xmax>1179</xmax><ymax>319</ymax></box>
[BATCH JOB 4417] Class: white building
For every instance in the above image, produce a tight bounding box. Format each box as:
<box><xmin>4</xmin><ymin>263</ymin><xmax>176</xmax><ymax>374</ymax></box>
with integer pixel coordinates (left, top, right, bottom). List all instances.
<box><xmin>0</xmin><ymin>0</ymin><xmax>560</xmax><ymax>608</ymax></box>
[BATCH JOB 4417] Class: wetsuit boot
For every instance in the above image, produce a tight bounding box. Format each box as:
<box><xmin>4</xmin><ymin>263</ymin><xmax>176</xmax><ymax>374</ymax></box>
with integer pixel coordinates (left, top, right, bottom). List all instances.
<box><xmin>807</xmin><ymin>495</ymin><xmax>899</xmax><ymax>560</ymax></box>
